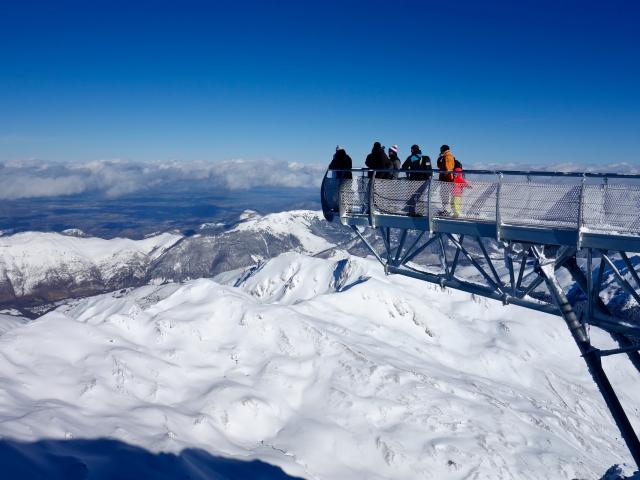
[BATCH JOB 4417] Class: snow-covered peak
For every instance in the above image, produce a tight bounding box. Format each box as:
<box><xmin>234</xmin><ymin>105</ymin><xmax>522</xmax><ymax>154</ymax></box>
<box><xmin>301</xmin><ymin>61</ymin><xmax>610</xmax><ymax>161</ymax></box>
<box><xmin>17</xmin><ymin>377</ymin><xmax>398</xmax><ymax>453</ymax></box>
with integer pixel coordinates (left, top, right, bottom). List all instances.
<box><xmin>218</xmin><ymin>251</ymin><xmax>370</xmax><ymax>305</ymax></box>
<box><xmin>238</xmin><ymin>209</ymin><xmax>260</xmax><ymax>221</ymax></box>
<box><xmin>230</xmin><ymin>210</ymin><xmax>332</xmax><ymax>253</ymax></box>
<box><xmin>0</xmin><ymin>231</ymin><xmax>182</xmax><ymax>297</ymax></box>
<box><xmin>0</xmin><ymin>251</ymin><xmax>637</xmax><ymax>479</ymax></box>
<box><xmin>61</xmin><ymin>228</ymin><xmax>88</xmax><ymax>237</ymax></box>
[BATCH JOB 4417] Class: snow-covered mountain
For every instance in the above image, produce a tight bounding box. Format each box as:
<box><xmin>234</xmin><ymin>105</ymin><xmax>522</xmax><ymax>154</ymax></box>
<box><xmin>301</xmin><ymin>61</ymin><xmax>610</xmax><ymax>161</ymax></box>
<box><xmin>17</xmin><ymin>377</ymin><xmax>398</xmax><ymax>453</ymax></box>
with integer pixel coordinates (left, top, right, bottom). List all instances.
<box><xmin>146</xmin><ymin>210</ymin><xmax>351</xmax><ymax>284</ymax></box>
<box><xmin>0</xmin><ymin>251</ymin><xmax>638</xmax><ymax>479</ymax></box>
<box><xmin>0</xmin><ymin>210</ymin><xmax>355</xmax><ymax>311</ymax></box>
<box><xmin>0</xmin><ymin>231</ymin><xmax>181</xmax><ymax>307</ymax></box>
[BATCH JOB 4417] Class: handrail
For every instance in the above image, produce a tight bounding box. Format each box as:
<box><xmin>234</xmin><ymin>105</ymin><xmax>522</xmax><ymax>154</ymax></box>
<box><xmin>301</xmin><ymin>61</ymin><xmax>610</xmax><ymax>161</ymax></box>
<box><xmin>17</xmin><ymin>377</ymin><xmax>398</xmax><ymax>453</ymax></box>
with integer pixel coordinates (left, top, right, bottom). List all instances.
<box><xmin>326</xmin><ymin>168</ymin><xmax>640</xmax><ymax>179</ymax></box>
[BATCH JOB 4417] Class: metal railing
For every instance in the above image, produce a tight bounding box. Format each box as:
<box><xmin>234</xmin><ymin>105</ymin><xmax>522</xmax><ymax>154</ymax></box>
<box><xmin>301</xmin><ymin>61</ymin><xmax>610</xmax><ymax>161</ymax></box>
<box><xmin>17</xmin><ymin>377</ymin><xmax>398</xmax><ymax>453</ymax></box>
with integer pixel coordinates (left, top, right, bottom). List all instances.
<box><xmin>321</xmin><ymin>169</ymin><xmax>640</xmax><ymax>243</ymax></box>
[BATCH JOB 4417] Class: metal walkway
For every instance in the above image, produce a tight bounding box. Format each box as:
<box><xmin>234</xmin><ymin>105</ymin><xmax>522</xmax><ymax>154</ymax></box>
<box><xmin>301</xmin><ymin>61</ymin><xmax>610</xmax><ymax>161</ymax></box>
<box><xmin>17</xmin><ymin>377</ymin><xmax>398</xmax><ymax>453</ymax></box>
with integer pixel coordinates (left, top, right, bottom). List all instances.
<box><xmin>321</xmin><ymin>168</ymin><xmax>640</xmax><ymax>469</ymax></box>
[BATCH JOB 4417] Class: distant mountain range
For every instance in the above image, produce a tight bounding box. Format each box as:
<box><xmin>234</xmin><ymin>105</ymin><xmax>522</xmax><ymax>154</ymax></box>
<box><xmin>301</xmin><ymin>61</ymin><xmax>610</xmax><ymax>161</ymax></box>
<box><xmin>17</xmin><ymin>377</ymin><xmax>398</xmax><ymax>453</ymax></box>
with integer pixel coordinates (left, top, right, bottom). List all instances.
<box><xmin>0</xmin><ymin>210</ymin><xmax>357</xmax><ymax>314</ymax></box>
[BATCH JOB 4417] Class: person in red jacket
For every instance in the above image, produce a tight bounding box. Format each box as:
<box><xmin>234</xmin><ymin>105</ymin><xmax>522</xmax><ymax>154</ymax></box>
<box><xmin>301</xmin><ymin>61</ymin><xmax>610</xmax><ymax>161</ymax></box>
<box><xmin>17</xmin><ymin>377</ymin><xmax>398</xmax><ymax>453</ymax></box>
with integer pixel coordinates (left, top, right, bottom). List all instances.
<box><xmin>451</xmin><ymin>167</ymin><xmax>470</xmax><ymax>217</ymax></box>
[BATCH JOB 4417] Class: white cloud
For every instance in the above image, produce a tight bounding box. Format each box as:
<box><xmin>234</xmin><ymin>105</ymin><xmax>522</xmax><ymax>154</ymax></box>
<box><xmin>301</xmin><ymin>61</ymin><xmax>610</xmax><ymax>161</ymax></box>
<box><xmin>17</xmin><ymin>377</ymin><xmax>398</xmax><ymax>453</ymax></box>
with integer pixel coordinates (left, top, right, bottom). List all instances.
<box><xmin>0</xmin><ymin>159</ymin><xmax>326</xmax><ymax>200</ymax></box>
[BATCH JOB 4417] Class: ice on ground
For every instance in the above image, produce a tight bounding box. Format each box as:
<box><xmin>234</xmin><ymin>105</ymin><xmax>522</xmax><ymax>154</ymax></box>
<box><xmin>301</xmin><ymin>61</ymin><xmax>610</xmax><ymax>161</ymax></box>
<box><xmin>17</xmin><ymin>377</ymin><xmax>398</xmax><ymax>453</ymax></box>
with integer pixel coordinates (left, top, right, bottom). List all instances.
<box><xmin>0</xmin><ymin>252</ymin><xmax>638</xmax><ymax>479</ymax></box>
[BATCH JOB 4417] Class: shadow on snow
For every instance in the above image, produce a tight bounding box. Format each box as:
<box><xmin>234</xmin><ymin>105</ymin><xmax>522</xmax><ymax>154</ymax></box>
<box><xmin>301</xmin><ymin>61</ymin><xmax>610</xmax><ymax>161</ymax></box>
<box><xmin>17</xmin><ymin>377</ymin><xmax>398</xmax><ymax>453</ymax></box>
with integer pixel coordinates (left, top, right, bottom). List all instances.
<box><xmin>0</xmin><ymin>437</ymin><xmax>305</xmax><ymax>480</ymax></box>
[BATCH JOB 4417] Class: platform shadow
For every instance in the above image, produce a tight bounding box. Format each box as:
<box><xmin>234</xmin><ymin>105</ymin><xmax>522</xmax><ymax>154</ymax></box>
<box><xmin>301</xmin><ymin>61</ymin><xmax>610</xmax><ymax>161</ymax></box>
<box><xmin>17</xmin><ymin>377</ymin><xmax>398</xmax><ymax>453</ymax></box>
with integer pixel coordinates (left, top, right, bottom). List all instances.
<box><xmin>0</xmin><ymin>437</ymin><xmax>306</xmax><ymax>480</ymax></box>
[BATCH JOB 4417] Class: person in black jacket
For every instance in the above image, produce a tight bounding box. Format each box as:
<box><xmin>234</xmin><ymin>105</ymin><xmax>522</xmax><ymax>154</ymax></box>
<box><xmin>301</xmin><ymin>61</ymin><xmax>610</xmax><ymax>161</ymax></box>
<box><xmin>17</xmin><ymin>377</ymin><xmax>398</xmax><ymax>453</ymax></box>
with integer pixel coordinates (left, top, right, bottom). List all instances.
<box><xmin>401</xmin><ymin>144</ymin><xmax>432</xmax><ymax>180</ymax></box>
<box><xmin>401</xmin><ymin>144</ymin><xmax>432</xmax><ymax>215</ymax></box>
<box><xmin>365</xmin><ymin>142</ymin><xmax>392</xmax><ymax>178</ymax></box>
<box><xmin>328</xmin><ymin>145</ymin><xmax>352</xmax><ymax>179</ymax></box>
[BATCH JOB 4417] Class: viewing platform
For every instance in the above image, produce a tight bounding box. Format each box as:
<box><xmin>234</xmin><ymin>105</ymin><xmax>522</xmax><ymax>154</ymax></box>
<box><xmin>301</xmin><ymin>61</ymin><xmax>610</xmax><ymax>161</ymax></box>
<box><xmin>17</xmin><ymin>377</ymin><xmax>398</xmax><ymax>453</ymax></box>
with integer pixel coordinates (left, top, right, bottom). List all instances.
<box><xmin>321</xmin><ymin>169</ymin><xmax>640</xmax><ymax>252</ymax></box>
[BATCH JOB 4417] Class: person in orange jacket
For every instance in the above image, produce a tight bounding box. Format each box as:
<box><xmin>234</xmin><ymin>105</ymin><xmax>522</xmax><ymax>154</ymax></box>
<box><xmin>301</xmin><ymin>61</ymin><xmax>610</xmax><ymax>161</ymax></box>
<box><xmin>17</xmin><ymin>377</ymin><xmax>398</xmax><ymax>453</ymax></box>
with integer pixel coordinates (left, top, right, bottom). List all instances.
<box><xmin>437</xmin><ymin>145</ymin><xmax>455</xmax><ymax>182</ymax></box>
<box><xmin>452</xmin><ymin>166</ymin><xmax>470</xmax><ymax>217</ymax></box>
<box><xmin>436</xmin><ymin>144</ymin><xmax>456</xmax><ymax>214</ymax></box>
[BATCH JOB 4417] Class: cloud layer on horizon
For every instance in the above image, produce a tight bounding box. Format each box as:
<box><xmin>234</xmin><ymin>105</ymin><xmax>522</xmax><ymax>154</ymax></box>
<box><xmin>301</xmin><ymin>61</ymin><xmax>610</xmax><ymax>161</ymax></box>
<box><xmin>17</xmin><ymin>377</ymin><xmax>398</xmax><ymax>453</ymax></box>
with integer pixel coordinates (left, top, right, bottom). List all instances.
<box><xmin>1</xmin><ymin>158</ymin><xmax>638</xmax><ymax>201</ymax></box>
<box><xmin>0</xmin><ymin>159</ymin><xmax>326</xmax><ymax>200</ymax></box>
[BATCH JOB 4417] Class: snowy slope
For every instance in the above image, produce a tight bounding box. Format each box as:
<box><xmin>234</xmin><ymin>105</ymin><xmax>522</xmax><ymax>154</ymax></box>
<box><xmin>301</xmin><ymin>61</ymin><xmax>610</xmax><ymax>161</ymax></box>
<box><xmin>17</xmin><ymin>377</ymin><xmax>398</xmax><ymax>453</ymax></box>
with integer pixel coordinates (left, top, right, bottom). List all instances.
<box><xmin>0</xmin><ymin>251</ymin><xmax>638</xmax><ymax>479</ymax></box>
<box><xmin>0</xmin><ymin>312</ymin><xmax>29</xmax><ymax>336</ymax></box>
<box><xmin>0</xmin><ymin>232</ymin><xmax>181</xmax><ymax>300</ymax></box>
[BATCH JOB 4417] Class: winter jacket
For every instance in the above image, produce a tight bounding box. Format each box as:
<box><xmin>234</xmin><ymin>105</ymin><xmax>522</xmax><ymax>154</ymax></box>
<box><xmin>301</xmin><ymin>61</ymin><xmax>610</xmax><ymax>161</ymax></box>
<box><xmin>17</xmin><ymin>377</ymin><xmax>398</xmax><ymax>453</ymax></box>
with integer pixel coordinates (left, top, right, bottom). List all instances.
<box><xmin>329</xmin><ymin>150</ymin><xmax>353</xmax><ymax>179</ymax></box>
<box><xmin>452</xmin><ymin>167</ymin><xmax>470</xmax><ymax>196</ymax></box>
<box><xmin>402</xmin><ymin>150</ymin><xmax>432</xmax><ymax>180</ymax></box>
<box><xmin>366</xmin><ymin>145</ymin><xmax>392</xmax><ymax>178</ymax></box>
<box><xmin>389</xmin><ymin>151</ymin><xmax>401</xmax><ymax>170</ymax></box>
<box><xmin>437</xmin><ymin>150</ymin><xmax>455</xmax><ymax>182</ymax></box>
<box><xmin>388</xmin><ymin>151</ymin><xmax>401</xmax><ymax>178</ymax></box>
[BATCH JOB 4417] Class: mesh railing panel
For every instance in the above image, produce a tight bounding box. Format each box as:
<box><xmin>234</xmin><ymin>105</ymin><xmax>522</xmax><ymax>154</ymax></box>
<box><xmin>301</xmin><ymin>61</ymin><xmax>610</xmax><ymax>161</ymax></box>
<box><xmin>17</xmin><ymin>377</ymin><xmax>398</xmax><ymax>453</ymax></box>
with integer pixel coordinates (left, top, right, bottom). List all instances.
<box><xmin>331</xmin><ymin>171</ymin><xmax>640</xmax><ymax>238</ymax></box>
<box><xmin>582</xmin><ymin>185</ymin><xmax>640</xmax><ymax>235</ymax></box>
<box><xmin>322</xmin><ymin>177</ymin><xmax>341</xmax><ymax>212</ymax></box>
<box><xmin>500</xmin><ymin>182</ymin><xmax>581</xmax><ymax>228</ymax></box>
<box><xmin>429</xmin><ymin>180</ymin><xmax>498</xmax><ymax>221</ymax></box>
<box><xmin>339</xmin><ymin>177</ymin><xmax>370</xmax><ymax>215</ymax></box>
<box><xmin>372</xmin><ymin>179</ymin><xmax>429</xmax><ymax>216</ymax></box>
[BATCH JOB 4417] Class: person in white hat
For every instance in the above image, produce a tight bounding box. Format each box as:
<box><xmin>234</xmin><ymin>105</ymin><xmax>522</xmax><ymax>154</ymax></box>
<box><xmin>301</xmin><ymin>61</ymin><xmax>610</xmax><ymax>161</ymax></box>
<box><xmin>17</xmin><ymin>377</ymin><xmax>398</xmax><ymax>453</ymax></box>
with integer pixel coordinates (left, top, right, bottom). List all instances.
<box><xmin>388</xmin><ymin>145</ymin><xmax>401</xmax><ymax>179</ymax></box>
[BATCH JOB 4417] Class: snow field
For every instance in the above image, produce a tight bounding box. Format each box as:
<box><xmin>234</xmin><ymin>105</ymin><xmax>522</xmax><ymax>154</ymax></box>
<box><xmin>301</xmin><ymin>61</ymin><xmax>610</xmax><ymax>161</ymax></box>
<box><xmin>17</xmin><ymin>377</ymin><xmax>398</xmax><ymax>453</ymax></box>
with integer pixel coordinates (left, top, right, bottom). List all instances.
<box><xmin>0</xmin><ymin>252</ymin><xmax>638</xmax><ymax>479</ymax></box>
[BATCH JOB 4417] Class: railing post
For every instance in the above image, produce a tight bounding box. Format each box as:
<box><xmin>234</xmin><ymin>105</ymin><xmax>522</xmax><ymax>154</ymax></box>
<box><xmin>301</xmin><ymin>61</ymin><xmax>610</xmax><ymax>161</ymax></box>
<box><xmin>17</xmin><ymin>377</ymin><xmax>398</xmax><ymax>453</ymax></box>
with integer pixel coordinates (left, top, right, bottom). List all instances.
<box><xmin>369</xmin><ymin>172</ymin><xmax>376</xmax><ymax>227</ymax></box>
<box><xmin>427</xmin><ymin>175</ymin><xmax>434</xmax><ymax>233</ymax></box>
<box><xmin>577</xmin><ymin>174</ymin><xmax>586</xmax><ymax>248</ymax></box>
<box><xmin>338</xmin><ymin>173</ymin><xmax>346</xmax><ymax>220</ymax></box>
<box><xmin>496</xmin><ymin>173</ymin><xmax>503</xmax><ymax>241</ymax></box>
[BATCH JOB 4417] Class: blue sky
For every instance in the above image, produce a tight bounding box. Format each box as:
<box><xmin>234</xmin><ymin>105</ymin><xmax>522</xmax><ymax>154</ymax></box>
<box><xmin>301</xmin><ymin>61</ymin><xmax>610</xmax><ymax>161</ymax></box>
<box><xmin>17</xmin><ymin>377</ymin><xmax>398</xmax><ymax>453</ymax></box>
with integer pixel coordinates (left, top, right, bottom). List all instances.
<box><xmin>1</xmin><ymin>0</ymin><xmax>639</xmax><ymax>167</ymax></box>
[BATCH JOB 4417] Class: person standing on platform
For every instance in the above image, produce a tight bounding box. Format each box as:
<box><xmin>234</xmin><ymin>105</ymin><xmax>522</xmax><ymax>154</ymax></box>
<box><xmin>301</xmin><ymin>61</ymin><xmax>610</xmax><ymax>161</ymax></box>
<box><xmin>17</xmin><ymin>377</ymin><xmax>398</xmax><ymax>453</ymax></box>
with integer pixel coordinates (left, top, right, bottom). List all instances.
<box><xmin>329</xmin><ymin>145</ymin><xmax>352</xmax><ymax>179</ymax></box>
<box><xmin>365</xmin><ymin>142</ymin><xmax>392</xmax><ymax>178</ymax></box>
<box><xmin>402</xmin><ymin>144</ymin><xmax>423</xmax><ymax>180</ymax></box>
<box><xmin>451</xmin><ymin>166</ymin><xmax>470</xmax><ymax>217</ymax></box>
<box><xmin>437</xmin><ymin>144</ymin><xmax>456</xmax><ymax>214</ymax></box>
<box><xmin>388</xmin><ymin>145</ymin><xmax>401</xmax><ymax>179</ymax></box>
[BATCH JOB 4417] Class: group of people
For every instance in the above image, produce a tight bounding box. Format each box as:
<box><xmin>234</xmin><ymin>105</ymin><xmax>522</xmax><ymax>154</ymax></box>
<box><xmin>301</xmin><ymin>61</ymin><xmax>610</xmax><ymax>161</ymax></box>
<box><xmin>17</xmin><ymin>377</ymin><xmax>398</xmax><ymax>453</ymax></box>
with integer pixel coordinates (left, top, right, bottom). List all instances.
<box><xmin>328</xmin><ymin>142</ymin><xmax>470</xmax><ymax>217</ymax></box>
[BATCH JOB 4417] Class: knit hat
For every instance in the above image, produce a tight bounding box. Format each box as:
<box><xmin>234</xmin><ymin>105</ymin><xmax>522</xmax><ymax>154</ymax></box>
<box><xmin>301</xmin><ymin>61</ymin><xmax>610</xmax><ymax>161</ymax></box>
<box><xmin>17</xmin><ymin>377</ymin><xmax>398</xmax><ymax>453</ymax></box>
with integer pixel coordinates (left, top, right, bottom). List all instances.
<box><xmin>336</xmin><ymin>145</ymin><xmax>343</xmax><ymax>152</ymax></box>
<box><xmin>389</xmin><ymin>145</ymin><xmax>399</xmax><ymax>153</ymax></box>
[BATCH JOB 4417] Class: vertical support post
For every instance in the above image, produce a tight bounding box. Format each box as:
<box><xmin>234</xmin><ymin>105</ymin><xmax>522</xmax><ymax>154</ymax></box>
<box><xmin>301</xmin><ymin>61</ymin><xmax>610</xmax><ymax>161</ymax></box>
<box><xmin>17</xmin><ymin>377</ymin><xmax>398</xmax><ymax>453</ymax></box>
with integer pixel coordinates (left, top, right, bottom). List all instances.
<box><xmin>505</xmin><ymin>243</ymin><xmax>516</xmax><ymax>296</ymax></box>
<box><xmin>516</xmin><ymin>248</ymin><xmax>529</xmax><ymax>292</ymax></box>
<box><xmin>369</xmin><ymin>174</ymin><xmax>376</xmax><ymax>227</ymax></box>
<box><xmin>393</xmin><ymin>229</ymin><xmax>408</xmax><ymax>265</ymax></box>
<box><xmin>496</xmin><ymin>173</ymin><xmax>504</xmax><ymax>242</ymax></box>
<box><xmin>535</xmin><ymin>252</ymin><xmax>640</xmax><ymax>469</ymax></box>
<box><xmin>438</xmin><ymin>234</ymin><xmax>450</xmax><ymax>279</ymax></box>
<box><xmin>578</xmin><ymin>174</ymin><xmax>586</xmax><ymax>248</ymax></box>
<box><xmin>450</xmin><ymin>235</ymin><xmax>464</xmax><ymax>278</ymax></box>
<box><xmin>380</xmin><ymin>227</ymin><xmax>392</xmax><ymax>264</ymax></box>
<box><xmin>587</xmin><ymin>248</ymin><xmax>593</xmax><ymax>321</ymax></box>
<box><xmin>427</xmin><ymin>175</ymin><xmax>434</xmax><ymax>233</ymax></box>
<box><xmin>593</xmin><ymin>253</ymin><xmax>606</xmax><ymax>310</ymax></box>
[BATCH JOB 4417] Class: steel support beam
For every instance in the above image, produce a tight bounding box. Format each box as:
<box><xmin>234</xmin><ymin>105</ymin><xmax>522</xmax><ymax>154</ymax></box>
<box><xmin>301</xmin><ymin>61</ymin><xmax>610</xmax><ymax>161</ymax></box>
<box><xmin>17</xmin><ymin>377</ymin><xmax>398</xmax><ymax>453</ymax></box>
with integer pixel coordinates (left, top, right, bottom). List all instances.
<box><xmin>534</xmin><ymin>250</ymin><xmax>640</xmax><ymax>469</ymax></box>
